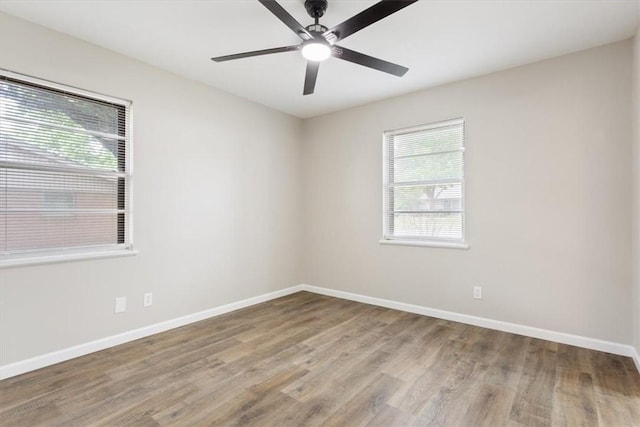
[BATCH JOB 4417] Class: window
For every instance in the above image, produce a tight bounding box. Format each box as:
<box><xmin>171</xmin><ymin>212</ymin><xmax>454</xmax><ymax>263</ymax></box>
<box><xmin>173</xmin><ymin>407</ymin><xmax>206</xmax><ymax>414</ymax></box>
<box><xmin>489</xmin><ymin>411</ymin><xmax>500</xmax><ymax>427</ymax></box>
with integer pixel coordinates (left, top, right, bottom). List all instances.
<box><xmin>0</xmin><ymin>70</ymin><xmax>133</xmax><ymax>265</ymax></box>
<box><xmin>382</xmin><ymin>118</ymin><xmax>466</xmax><ymax>247</ymax></box>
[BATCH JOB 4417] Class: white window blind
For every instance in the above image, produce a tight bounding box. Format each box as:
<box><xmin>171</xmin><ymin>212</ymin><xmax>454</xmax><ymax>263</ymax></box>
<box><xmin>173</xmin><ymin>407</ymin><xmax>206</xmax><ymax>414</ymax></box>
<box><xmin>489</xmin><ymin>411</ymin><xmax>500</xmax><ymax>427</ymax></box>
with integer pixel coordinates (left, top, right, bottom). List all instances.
<box><xmin>0</xmin><ymin>70</ymin><xmax>132</xmax><ymax>263</ymax></box>
<box><xmin>383</xmin><ymin>118</ymin><xmax>465</xmax><ymax>244</ymax></box>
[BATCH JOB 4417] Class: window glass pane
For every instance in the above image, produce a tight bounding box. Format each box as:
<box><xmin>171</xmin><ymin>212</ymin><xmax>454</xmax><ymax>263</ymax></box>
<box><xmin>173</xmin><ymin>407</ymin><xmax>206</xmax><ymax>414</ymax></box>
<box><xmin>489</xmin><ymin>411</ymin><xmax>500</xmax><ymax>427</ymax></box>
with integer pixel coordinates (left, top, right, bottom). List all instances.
<box><xmin>0</xmin><ymin>87</ymin><xmax>121</xmax><ymax>171</ymax></box>
<box><xmin>0</xmin><ymin>80</ymin><xmax>122</xmax><ymax>136</ymax></box>
<box><xmin>2</xmin><ymin>213</ymin><xmax>119</xmax><ymax>253</ymax></box>
<box><xmin>1</xmin><ymin>169</ymin><xmax>118</xmax><ymax>210</ymax></box>
<box><xmin>393</xmin><ymin>183</ymin><xmax>462</xmax><ymax>212</ymax></box>
<box><xmin>392</xmin><ymin>212</ymin><xmax>463</xmax><ymax>241</ymax></box>
<box><xmin>393</xmin><ymin>151</ymin><xmax>462</xmax><ymax>183</ymax></box>
<box><xmin>393</xmin><ymin>125</ymin><xmax>462</xmax><ymax>157</ymax></box>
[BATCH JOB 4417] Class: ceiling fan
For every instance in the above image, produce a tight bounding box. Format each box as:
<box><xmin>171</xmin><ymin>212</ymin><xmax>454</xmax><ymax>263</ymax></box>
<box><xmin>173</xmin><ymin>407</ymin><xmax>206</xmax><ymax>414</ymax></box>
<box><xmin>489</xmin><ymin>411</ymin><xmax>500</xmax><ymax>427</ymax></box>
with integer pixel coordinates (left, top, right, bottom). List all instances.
<box><xmin>211</xmin><ymin>0</ymin><xmax>418</xmax><ymax>95</ymax></box>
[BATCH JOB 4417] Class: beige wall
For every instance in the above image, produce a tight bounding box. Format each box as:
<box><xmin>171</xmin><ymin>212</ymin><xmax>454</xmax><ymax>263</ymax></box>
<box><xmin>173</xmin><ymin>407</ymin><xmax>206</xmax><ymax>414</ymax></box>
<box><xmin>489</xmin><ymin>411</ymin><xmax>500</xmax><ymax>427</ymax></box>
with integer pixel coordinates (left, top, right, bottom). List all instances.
<box><xmin>0</xmin><ymin>13</ymin><xmax>303</xmax><ymax>365</ymax></box>
<box><xmin>302</xmin><ymin>41</ymin><xmax>633</xmax><ymax>344</ymax></box>
<box><xmin>633</xmin><ymin>25</ymin><xmax>640</xmax><ymax>358</ymax></box>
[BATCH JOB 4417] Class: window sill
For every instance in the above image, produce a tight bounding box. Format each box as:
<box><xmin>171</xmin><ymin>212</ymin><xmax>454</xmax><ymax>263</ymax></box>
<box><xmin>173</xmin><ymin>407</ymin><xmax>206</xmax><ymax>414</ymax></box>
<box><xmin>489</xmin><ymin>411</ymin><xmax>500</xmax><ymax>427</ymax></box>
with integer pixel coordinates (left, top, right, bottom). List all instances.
<box><xmin>0</xmin><ymin>248</ymin><xmax>139</xmax><ymax>268</ymax></box>
<box><xmin>379</xmin><ymin>239</ymin><xmax>470</xmax><ymax>249</ymax></box>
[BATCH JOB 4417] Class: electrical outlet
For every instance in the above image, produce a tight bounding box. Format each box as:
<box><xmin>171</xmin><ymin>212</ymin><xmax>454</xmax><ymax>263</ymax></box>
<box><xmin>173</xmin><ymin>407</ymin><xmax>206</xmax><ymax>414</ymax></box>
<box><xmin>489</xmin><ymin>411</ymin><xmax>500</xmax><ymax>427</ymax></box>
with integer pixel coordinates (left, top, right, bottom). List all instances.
<box><xmin>114</xmin><ymin>297</ymin><xmax>126</xmax><ymax>313</ymax></box>
<box><xmin>143</xmin><ymin>292</ymin><xmax>153</xmax><ymax>307</ymax></box>
<box><xmin>473</xmin><ymin>286</ymin><xmax>482</xmax><ymax>299</ymax></box>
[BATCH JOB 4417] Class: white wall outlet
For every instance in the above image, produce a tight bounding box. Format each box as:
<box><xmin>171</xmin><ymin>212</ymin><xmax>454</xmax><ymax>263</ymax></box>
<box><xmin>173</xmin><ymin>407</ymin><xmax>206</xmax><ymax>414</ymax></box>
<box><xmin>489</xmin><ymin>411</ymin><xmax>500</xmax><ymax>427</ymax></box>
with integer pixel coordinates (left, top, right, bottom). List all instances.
<box><xmin>114</xmin><ymin>297</ymin><xmax>127</xmax><ymax>313</ymax></box>
<box><xmin>473</xmin><ymin>286</ymin><xmax>482</xmax><ymax>299</ymax></box>
<box><xmin>143</xmin><ymin>292</ymin><xmax>153</xmax><ymax>307</ymax></box>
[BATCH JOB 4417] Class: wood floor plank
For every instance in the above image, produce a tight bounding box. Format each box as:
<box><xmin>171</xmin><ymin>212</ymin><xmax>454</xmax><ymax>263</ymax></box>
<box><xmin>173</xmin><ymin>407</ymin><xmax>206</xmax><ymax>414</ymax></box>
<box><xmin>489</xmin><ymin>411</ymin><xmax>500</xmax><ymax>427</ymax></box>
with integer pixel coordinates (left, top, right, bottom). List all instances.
<box><xmin>284</xmin><ymin>335</ymin><xmax>386</xmax><ymax>396</ymax></box>
<box><xmin>1</xmin><ymin>291</ymin><xmax>638</xmax><ymax>426</ymax></box>
<box><xmin>594</xmin><ymin>392</ymin><xmax>640</xmax><ymax>426</ymax></box>
<box><xmin>93</xmin><ymin>383</ymin><xmax>198</xmax><ymax>427</ymax></box>
<box><xmin>590</xmin><ymin>350</ymin><xmax>640</xmax><ymax>398</ymax></box>
<box><xmin>262</xmin><ymin>395</ymin><xmax>336</xmax><ymax>427</ymax></box>
<box><xmin>408</xmin><ymin>359</ymin><xmax>488</xmax><ymax>425</ymax></box>
<box><xmin>551</xmin><ymin>368</ymin><xmax>598</xmax><ymax>426</ymax></box>
<box><xmin>173</xmin><ymin>368</ymin><xmax>306</xmax><ymax>426</ymax></box>
<box><xmin>321</xmin><ymin>373</ymin><xmax>404</xmax><ymax>427</ymax></box>
<box><xmin>509</xmin><ymin>339</ymin><xmax>558</xmax><ymax>426</ymax></box>
<box><xmin>484</xmin><ymin>333</ymin><xmax>531</xmax><ymax>392</ymax></box>
<box><xmin>382</xmin><ymin>320</ymin><xmax>454</xmax><ymax>381</ymax></box>
<box><xmin>158</xmin><ymin>345</ymin><xmax>312</xmax><ymax>425</ymax></box>
<box><xmin>53</xmin><ymin>358</ymin><xmax>214</xmax><ymax>426</ymax></box>
<box><xmin>367</xmin><ymin>403</ymin><xmax>417</xmax><ymax>426</ymax></box>
<box><xmin>296</xmin><ymin>304</ymin><xmax>388</xmax><ymax>351</ymax></box>
<box><xmin>461</xmin><ymin>383</ymin><xmax>515</xmax><ymax>427</ymax></box>
<box><xmin>0</xmin><ymin>394</ymin><xmax>64</xmax><ymax>426</ymax></box>
<box><xmin>292</xmin><ymin>317</ymin><xmax>386</xmax><ymax>371</ymax></box>
<box><xmin>286</xmin><ymin>346</ymin><xmax>395</xmax><ymax>403</ymax></box>
<box><xmin>388</xmin><ymin>332</ymin><xmax>482</xmax><ymax>415</ymax></box>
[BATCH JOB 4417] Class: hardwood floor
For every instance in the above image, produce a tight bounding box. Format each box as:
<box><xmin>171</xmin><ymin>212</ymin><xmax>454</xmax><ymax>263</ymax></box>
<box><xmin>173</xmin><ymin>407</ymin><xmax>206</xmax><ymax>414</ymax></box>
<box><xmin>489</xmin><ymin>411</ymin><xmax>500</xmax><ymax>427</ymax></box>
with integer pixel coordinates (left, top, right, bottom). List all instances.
<box><xmin>1</xmin><ymin>291</ymin><xmax>639</xmax><ymax>426</ymax></box>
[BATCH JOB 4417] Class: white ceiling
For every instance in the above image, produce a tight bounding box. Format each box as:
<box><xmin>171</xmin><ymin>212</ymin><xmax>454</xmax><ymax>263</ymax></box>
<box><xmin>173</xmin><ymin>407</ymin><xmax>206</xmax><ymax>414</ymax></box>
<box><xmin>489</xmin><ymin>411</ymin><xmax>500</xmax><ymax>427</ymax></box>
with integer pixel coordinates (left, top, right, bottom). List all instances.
<box><xmin>1</xmin><ymin>1</ymin><xmax>638</xmax><ymax>118</ymax></box>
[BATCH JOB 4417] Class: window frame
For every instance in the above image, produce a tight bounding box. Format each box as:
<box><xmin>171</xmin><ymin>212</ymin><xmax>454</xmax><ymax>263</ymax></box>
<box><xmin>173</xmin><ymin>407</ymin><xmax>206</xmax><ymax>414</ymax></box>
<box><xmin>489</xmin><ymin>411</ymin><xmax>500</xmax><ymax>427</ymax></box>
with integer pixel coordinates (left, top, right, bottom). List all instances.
<box><xmin>381</xmin><ymin>118</ymin><xmax>469</xmax><ymax>249</ymax></box>
<box><xmin>0</xmin><ymin>69</ymin><xmax>136</xmax><ymax>267</ymax></box>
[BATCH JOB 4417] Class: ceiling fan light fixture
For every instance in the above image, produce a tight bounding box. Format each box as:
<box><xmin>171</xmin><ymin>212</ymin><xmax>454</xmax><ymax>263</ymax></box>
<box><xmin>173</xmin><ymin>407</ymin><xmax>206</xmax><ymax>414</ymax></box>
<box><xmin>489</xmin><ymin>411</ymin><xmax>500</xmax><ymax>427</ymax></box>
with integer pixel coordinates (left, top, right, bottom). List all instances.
<box><xmin>212</xmin><ymin>0</ymin><xmax>417</xmax><ymax>95</ymax></box>
<box><xmin>301</xmin><ymin>40</ymin><xmax>331</xmax><ymax>62</ymax></box>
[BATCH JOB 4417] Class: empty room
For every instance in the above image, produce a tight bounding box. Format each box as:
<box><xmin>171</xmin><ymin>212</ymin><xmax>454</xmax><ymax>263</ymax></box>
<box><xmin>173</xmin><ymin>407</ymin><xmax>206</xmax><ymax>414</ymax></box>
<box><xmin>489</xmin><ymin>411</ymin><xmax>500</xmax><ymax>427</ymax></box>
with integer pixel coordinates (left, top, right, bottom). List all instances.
<box><xmin>1</xmin><ymin>0</ymin><xmax>639</xmax><ymax>425</ymax></box>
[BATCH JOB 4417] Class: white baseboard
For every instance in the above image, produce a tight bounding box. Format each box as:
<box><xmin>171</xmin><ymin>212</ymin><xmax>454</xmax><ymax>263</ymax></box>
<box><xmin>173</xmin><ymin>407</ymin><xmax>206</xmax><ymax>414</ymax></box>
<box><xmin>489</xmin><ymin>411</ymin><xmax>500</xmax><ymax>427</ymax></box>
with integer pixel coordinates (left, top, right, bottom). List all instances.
<box><xmin>632</xmin><ymin>347</ymin><xmax>640</xmax><ymax>373</ymax></box>
<box><xmin>0</xmin><ymin>285</ymin><xmax>305</xmax><ymax>380</ymax></box>
<box><xmin>298</xmin><ymin>284</ymin><xmax>638</xmax><ymax>363</ymax></box>
<box><xmin>2</xmin><ymin>283</ymin><xmax>638</xmax><ymax>380</ymax></box>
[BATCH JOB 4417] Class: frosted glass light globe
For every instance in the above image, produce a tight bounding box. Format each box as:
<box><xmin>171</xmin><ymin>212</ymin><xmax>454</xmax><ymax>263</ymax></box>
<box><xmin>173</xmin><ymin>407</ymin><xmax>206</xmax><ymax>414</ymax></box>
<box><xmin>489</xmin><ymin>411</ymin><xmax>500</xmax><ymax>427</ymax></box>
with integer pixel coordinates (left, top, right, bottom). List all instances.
<box><xmin>301</xmin><ymin>42</ymin><xmax>331</xmax><ymax>62</ymax></box>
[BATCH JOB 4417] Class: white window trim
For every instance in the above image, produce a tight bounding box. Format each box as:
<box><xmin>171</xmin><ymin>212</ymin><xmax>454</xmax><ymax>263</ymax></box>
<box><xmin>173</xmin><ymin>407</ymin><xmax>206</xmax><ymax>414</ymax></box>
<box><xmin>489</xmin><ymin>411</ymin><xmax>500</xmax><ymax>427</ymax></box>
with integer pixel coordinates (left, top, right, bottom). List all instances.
<box><xmin>0</xmin><ymin>69</ymin><xmax>136</xmax><ymax>268</ymax></box>
<box><xmin>381</xmin><ymin>118</ymin><xmax>467</xmax><ymax>248</ymax></box>
<box><xmin>0</xmin><ymin>248</ymin><xmax>139</xmax><ymax>268</ymax></box>
<box><xmin>379</xmin><ymin>239</ymin><xmax>469</xmax><ymax>250</ymax></box>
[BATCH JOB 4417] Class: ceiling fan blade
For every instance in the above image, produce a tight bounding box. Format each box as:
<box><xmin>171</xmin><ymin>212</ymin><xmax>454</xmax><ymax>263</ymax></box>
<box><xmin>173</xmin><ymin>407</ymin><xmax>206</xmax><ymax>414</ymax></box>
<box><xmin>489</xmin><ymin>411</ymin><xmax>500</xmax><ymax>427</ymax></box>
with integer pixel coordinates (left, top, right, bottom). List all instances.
<box><xmin>324</xmin><ymin>0</ymin><xmax>418</xmax><ymax>42</ymax></box>
<box><xmin>332</xmin><ymin>46</ymin><xmax>408</xmax><ymax>77</ymax></box>
<box><xmin>212</xmin><ymin>45</ymin><xmax>299</xmax><ymax>62</ymax></box>
<box><xmin>258</xmin><ymin>0</ymin><xmax>313</xmax><ymax>40</ymax></box>
<box><xmin>303</xmin><ymin>61</ymin><xmax>320</xmax><ymax>95</ymax></box>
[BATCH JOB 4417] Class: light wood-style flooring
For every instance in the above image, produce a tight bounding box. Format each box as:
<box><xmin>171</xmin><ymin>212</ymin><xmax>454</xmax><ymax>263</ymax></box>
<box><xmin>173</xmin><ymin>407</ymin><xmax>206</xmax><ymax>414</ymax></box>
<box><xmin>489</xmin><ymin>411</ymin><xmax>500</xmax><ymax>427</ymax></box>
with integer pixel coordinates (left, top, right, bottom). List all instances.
<box><xmin>1</xmin><ymin>291</ymin><xmax>639</xmax><ymax>426</ymax></box>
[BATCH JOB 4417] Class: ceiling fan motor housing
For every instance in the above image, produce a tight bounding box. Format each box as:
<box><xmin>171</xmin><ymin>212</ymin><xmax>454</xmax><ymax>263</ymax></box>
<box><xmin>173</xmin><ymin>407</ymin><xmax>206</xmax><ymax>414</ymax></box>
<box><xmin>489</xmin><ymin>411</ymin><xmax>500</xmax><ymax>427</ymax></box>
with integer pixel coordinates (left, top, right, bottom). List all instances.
<box><xmin>305</xmin><ymin>0</ymin><xmax>328</xmax><ymax>19</ymax></box>
<box><xmin>305</xmin><ymin>24</ymin><xmax>329</xmax><ymax>36</ymax></box>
